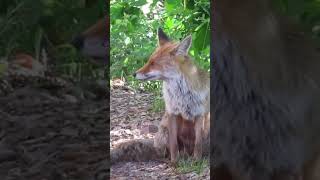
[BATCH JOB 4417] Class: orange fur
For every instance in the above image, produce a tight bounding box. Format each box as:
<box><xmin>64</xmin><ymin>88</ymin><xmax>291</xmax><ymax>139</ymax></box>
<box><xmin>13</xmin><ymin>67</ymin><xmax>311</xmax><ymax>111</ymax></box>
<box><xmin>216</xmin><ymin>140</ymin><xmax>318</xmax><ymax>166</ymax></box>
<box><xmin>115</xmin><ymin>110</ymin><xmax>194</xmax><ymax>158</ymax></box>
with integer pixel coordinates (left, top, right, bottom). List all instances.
<box><xmin>135</xmin><ymin>29</ymin><xmax>210</xmax><ymax>164</ymax></box>
<box><xmin>82</xmin><ymin>18</ymin><xmax>106</xmax><ymax>38</ymax></box>
<box><xmin>136</xmin><ymin>42</ymin><xmax>178</xmax><ymax>75</ymax></box>
<box><xmin>71</xmin><ymin>17</ymin><xmax>108</xmax><ymax>61</ymax></box>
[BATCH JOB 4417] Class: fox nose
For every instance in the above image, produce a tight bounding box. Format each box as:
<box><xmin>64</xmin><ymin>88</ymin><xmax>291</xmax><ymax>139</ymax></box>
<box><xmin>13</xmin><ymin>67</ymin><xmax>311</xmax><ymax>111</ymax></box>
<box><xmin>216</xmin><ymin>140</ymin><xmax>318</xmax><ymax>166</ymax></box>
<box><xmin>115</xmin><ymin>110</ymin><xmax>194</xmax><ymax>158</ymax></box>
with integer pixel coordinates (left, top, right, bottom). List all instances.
<box><xmin>133</xmin><ymin>72</ymin><xmax>136</xmax><ymax>77</ymax></box>
<box><xmin>70</xmin><ymin>35</ymin><xmax>84</xmax><ymax>50</ymax></box>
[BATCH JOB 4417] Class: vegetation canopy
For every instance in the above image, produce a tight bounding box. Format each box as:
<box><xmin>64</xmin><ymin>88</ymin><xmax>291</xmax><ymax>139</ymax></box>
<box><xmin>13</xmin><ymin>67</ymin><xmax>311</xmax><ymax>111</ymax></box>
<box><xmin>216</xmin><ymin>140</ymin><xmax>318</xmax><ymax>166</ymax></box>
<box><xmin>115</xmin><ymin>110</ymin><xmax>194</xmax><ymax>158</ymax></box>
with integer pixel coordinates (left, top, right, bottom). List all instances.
<box><xmin>0</xmin><ymin>0</ymin><xmax>105</xmax><ymax>81</ymax></box>
<box><xmin>110</xmin><ymin>0</ymin><xmax>210</xmax><ymax>92</ymax></box>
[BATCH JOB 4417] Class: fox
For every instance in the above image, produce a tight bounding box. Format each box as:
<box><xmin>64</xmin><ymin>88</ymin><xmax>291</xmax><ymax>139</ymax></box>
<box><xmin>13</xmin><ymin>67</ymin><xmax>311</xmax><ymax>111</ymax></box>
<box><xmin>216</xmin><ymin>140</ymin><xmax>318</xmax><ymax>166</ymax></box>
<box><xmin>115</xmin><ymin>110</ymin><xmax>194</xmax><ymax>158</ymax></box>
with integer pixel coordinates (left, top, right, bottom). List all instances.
<box><xmin>134</xmin><ymin>28</ymin><xmax>210</xmax><ymax>164</ymax></box>
<box><xmin>70</xmin><ymin>17</ymin><xmax>108</xmax><ymax>64</ymax></box>
<box><xmin>154</xmin><ymin>111</ymin><xmax>210</xmax><ymax>157</ymax></box>
<box><xmin>212</xmin><ymin>0</ymin><xmax>320</xmax><ymax>180</ymax></box>
<box><xmin>110</xmin><ymin>111</ymin><xmax>210</xmax><ymax>164</ymax></box>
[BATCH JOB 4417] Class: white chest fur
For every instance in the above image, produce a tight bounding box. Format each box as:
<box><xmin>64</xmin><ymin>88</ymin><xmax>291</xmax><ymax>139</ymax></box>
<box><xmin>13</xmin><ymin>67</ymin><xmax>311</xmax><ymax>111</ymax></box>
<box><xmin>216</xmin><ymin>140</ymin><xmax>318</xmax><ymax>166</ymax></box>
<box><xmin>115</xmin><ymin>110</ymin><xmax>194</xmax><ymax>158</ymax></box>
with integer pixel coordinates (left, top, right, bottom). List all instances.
<box><xmin>163</xmin><ymin>77</ymin><xmax>208</xmax><ymax>120</ymax></box>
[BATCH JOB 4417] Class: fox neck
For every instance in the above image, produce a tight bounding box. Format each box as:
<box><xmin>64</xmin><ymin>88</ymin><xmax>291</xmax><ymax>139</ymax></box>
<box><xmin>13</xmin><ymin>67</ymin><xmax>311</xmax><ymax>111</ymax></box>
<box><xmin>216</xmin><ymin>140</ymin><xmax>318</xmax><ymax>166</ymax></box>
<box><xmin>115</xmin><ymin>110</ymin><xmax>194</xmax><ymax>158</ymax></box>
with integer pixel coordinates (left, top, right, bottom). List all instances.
<box><xmin>163</xmin><ymin>73</ymin><xmax>190</xmax><ymax>94</ymax></box>
<box><xmin>163</xmin><ymin>58</ymin><xmax>204</xmax><ymax>91</ymax></box>
<box><xmin>162</xmin><ymin>61</ymin><xmax>209</xmax><ymax>120</ymax></box>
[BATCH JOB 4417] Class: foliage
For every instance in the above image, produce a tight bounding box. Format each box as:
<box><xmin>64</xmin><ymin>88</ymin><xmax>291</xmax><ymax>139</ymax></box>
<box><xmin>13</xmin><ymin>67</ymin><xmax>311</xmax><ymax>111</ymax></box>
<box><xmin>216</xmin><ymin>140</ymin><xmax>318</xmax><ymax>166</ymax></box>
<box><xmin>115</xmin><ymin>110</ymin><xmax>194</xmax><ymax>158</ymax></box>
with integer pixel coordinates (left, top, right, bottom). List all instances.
<box><xmin>273</xmin><ymin>0</ymin><xmax>320</xmax><ymax>43</ymax></box>
<box><xmin>0</xmin><ymin>0</ymin><xmax>105</xmax><ymax>81</ymax></box>
<box><xmin>110</xmin><ymin>0</ymin><xmax>210</xmax><ymax>92</ymax></box>
<box><xmin>151</xmin><ymin>90</ymin><xmax>166</xmax><ymax>112</ymax></box>
<box><xmin>176</xmin><ymin>157</ymin><xmax>208</xmax><ymax>174</ymax></box>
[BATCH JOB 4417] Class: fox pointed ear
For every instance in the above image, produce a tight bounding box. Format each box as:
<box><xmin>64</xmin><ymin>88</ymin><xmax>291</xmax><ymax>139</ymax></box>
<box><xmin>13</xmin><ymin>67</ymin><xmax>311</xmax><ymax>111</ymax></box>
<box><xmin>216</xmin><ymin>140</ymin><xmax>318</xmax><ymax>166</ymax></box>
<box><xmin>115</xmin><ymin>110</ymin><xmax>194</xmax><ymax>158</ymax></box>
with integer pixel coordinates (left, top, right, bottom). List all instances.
<box><xmin>158</xmin><ymin>28</ymin><xmax>170</xmax><ymax>46</ymax></box>
<box><xmin>175</xmin><ymin>35</ymin><xmax>192</xmax><ymax>55</ymax></box>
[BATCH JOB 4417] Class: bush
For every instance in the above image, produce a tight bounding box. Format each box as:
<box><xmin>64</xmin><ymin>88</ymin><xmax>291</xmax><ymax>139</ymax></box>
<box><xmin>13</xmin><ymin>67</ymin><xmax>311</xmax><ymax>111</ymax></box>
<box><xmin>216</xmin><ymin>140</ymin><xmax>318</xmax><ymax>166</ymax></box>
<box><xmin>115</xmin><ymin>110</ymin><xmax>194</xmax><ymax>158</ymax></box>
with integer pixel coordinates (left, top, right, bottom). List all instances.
<box><xmin>110</xmin><ymin>0</ymin><xmax>210</xmax><ymax>92</ymax></box>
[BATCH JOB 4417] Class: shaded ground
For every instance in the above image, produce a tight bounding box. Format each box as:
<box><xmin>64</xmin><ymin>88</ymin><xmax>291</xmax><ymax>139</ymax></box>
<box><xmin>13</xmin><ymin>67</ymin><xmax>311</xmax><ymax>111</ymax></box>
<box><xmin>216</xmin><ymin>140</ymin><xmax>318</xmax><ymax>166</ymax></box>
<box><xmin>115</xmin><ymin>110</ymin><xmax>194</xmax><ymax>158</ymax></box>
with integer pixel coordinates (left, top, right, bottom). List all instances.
<box><xmin>110</xmin><ymin>80</ymin><xmax>209</xmax><ymax>179</ymax></box>
<box><xmin>0</xmin><ymin>73</ymin><xmax>209</xmax><ymax>179</ymax></box>
<box><xmin>0</xmin><ymin>75</ymin><xmax>108</xmax><ymax>180</ymax></box>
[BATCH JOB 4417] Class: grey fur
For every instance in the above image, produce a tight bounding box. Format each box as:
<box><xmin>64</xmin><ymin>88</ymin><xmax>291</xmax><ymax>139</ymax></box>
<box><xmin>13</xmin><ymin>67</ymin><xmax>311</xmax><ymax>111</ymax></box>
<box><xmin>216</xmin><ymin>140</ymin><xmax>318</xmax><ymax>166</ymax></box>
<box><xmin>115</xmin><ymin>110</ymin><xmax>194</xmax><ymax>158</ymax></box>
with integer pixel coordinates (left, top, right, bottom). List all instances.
<box><xmin>163</xmin><ymin>70</ymin><xmax>209</xmax><ymax>120</ymax></box>
<box><xmin>175</xmin><ymin>35</ymin><xmax>192</xmax><ymax>56</ymax></box>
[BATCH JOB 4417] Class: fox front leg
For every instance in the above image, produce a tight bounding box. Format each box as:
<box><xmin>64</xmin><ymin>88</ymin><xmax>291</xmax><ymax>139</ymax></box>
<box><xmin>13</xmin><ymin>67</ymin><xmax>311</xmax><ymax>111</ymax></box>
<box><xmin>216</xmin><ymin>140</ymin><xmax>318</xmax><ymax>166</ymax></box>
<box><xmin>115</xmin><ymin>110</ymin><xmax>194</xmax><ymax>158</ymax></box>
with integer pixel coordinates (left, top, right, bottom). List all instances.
<box><xmin>193</xmin><ymin>115</ymin><xmax>204</xmax><ymax>160</ymax></box>
<box><xmin>167</xmin><ymin>113</ymin><xmax>178</xmax><ymax>165</ymax></box>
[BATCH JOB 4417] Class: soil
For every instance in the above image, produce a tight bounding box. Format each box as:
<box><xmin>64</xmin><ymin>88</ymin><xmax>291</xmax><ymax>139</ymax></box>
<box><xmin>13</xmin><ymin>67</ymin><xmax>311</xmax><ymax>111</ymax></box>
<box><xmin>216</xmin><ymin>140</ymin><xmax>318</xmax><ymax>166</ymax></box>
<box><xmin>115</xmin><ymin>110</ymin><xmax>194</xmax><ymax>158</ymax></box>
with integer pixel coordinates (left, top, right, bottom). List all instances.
<box><xmin>0</xmin><ymin>76</ymin><xmax>109</xmax><ymax>180</ymax></box>
<box><xmin>110</xmin><ymin>79</ymin><xmax>210</xmax><ymax>180</ymax></box>
<box><xmin>0</xmin><ymin>74</ymin><xmax>209</xmax><ymax>180</ymax></box>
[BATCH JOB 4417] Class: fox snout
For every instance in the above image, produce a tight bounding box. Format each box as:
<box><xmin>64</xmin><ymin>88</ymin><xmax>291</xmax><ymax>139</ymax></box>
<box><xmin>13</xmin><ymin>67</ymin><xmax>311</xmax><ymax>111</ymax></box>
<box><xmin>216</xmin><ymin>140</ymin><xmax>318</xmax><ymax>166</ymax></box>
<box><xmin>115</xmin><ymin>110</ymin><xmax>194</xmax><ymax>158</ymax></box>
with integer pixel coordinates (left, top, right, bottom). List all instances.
<box><xmin>134</xmin><ymin>69</ymin><xmax>161</xmax><ymax>81</ymax></box>
<box><xmin>71</xmin><ymin>35</ymin><xmax>84</xmax><ymax>50</ymax></box>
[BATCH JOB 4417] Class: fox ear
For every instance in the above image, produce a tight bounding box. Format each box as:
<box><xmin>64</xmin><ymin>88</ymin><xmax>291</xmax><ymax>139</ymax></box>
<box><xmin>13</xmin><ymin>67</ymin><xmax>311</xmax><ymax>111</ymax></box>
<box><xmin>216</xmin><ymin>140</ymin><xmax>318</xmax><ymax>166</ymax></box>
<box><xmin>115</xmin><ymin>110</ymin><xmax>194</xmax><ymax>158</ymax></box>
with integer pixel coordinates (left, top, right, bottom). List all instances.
<box><xmin>158</xmin><ymin>28</ymin><xmax>170</xmax><ymax>46</ymax></box>
<box><xmin>175</xmin><ymin>35</ymin><xmax>192</xmax><ymax>55</ymax></box>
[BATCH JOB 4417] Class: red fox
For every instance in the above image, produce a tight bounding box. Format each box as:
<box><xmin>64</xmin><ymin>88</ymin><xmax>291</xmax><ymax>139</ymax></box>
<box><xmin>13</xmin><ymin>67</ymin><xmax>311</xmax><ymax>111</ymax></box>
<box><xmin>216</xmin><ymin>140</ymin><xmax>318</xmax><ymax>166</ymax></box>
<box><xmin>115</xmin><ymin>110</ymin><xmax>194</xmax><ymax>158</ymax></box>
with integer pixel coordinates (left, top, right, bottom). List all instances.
<box><xmin>134</xmin><ymin>28</ymin><xmax>210</xmax><ymax>164</ymax></box>
<box><xmin>213</xmin><ymin>0</ymin><xmax>320</xmax><ymax>179</ymax></box>
<box><xmin>111</xmin><ymin>110</ymin><xmax>210</xmax><ymax>164</ymax></box>
<box><xmin>154</xmin><ymin>112</ymin><xmax>210</xmax><ymax>157</ymax></box>
<box><xmin>70</xmin><ymin>17</ymin><xmax>108</xmax><ymax>63</ymax></box>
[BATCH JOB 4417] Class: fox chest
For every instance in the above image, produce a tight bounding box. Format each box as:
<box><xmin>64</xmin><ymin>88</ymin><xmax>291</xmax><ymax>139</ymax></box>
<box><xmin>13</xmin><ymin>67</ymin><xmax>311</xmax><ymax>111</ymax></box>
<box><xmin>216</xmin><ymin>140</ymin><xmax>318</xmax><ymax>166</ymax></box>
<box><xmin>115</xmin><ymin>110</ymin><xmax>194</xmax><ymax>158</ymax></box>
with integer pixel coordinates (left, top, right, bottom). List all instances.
<box><xmin>163</xmin><ymin>81</ymin><xmax>207</xmax><ymax>120</ymax></box>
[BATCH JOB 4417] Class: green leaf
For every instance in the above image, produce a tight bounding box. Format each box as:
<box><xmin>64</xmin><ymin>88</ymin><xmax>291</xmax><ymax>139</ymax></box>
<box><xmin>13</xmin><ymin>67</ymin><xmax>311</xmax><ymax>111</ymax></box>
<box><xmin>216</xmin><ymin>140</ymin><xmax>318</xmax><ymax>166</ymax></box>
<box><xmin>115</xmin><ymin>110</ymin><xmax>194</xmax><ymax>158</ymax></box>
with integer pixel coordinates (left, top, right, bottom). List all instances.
<box><xmin>125</xmin><ymin>6</ymin><xmax>141</xmax><ymax>16</ymax></box>
<box><xmin>111</xmin><ymin>3</ymin><xmax>125</xmax><ymax>20</ymax></box>
<box><xmin>165</xmin><ymin>17</ymin><xmax>174</xmax><ymax>29</ymax></box>
<box><xmin>130</xmin><ymin>0</ymin><xmax>147</xmax><ymax>7</ymax></box>
<box><xmin>193</xmin><ymin>20</ymin><xmax>210</xmax><ymax>52</ymax></box>
<box><xmin>165</xmin><ymin>0</ymin><xmax>182</xmax><ymax>13</ymax></box>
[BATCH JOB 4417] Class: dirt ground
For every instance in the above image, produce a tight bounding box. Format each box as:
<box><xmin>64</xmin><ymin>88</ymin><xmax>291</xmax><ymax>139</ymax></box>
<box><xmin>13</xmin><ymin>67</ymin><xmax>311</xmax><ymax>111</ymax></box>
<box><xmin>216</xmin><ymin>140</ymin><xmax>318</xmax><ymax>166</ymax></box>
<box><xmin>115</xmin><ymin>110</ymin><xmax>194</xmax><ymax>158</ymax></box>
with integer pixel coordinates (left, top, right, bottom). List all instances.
<box><xmin>0</xmin><ymin>74</ymin><xmax>209</xmax><ymax>179</ymax></box>
<box><xmin>110</xmin><ymin>80</ymin><xmax>210</xmax><ymax>180</ymax></box>
<box><xmin>0</xmin><ymin>76</ymin><xmax>109</xmax><ymax>180</ymax></box>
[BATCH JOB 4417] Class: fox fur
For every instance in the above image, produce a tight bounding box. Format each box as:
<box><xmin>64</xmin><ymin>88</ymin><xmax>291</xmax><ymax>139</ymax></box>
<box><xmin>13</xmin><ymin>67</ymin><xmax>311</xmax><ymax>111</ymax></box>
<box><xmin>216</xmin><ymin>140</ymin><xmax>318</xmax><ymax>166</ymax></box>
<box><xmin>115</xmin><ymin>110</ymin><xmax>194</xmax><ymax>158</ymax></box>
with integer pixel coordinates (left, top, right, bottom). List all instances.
<box><xmin>110</xmin><ymin>112</ymin><xmax>210</xmax><ymax>165</ymax></box>
<box><xmin>135</xmin><ymin>28</ymin><xmax>210</xmax><ymax>163</ymax></box>
<box><xmin>212</xmin><ymin>0</ymin><xmax>320</xmax><ymax>179</ymax></box>
<box><xmin>71</xmin><ymin>17</ymin><xmax>108</xmax><ymax>63</ymax></box>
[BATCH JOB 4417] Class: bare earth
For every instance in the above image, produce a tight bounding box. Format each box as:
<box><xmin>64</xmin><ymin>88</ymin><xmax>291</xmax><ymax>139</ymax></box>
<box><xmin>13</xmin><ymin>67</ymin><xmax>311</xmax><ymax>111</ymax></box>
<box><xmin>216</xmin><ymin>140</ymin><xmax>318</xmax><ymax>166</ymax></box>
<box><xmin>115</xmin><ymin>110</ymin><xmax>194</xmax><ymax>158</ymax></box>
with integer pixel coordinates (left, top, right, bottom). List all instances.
<box><xmin>0</xmin><ymin>76</ymin><xmax>108</xmax><ymax>180</ymax></box>
<box><xmin>110</xmin><ymin>80</ymin><xmax>210</xmax><ymax>180</ymax></box>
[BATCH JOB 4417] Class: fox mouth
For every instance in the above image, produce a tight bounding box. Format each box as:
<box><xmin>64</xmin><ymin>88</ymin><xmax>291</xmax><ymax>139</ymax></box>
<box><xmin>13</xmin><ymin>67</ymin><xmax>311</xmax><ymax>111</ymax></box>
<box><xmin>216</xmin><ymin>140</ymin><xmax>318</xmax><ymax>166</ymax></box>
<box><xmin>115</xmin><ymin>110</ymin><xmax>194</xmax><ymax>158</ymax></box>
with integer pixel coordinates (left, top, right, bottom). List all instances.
<box><xmin>137</xmin><ymin>75</ymin><xmax>158</xmax><ymax>81</ymax></box>
<box><xmin>135</xmin><ymin>72</ymin><xmax>159</xmax><ymax>80</ymax></box>
<box><xmin>144</xmin><ymin>75</ymin><xmax>158</xmax><ymax>80</ymax></box>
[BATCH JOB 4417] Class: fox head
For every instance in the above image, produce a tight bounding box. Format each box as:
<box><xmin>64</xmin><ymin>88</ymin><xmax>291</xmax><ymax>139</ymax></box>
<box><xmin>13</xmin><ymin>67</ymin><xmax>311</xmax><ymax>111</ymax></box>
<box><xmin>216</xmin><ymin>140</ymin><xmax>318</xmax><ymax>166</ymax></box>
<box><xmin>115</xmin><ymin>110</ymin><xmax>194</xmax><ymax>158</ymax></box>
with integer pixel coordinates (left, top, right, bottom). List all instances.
<box><xmin>71</xmin><ymin>18</ymin><xmax>108</xmax><ymax>64</ymax></box>
<box><xmin>134</xmin><ymin>28</ymin><xmax>192</xmax><ymax>81</ymax></box>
